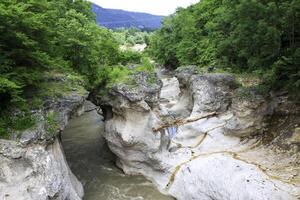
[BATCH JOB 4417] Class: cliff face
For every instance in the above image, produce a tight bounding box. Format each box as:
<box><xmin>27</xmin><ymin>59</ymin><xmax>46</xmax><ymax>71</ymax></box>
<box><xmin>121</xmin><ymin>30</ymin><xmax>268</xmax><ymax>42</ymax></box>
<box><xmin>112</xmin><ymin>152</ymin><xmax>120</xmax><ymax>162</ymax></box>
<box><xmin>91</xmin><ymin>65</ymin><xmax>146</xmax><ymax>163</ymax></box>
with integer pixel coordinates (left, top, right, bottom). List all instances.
<box><xmin>0</xmin><ymin>139</ymin><xmax>83</xmax><ymax>200</ymax></box>
<box><xmin>0</xmin><ymin>84</ymin><xmax>87</xmax><ymax>200</ymax></box>
<box><xmin>91</xmin><ymin>66</ymin><xmax>300</xmax><ymax>200</ymax></box>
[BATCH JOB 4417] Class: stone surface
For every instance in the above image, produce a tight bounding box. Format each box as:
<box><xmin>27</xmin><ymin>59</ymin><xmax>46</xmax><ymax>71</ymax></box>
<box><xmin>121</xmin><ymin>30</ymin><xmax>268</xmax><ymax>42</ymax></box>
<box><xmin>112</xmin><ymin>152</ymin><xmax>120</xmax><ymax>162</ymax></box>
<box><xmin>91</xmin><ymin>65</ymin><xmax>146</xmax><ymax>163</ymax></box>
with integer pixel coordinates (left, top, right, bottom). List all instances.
<box><xmin>0</xmin><ymin>90</ymin><xmax>87</xmax><ymax>199</ymax></box>
<box><xmin>224</xmin><ymin>92</ymin><xmax>269</xmax><ymax>137</ymax></box>
<box><xmin>290</xmin><ymin>128</ymin><xmax>300</xmax><ymax>144</ymax></box>
<box><xmin>92</xmin><ymin>68</ymin><xmax>300</xmax><ymax>200</ymax></box>
<box><xmin>0</xmin><ymin>139</ymin><xmax>83</xmax><ymax>200</ymax></box>
<box><xmin>169</xmin><ymin>154</ymin><xmax>297</xmax><ymax>200</ymax></box>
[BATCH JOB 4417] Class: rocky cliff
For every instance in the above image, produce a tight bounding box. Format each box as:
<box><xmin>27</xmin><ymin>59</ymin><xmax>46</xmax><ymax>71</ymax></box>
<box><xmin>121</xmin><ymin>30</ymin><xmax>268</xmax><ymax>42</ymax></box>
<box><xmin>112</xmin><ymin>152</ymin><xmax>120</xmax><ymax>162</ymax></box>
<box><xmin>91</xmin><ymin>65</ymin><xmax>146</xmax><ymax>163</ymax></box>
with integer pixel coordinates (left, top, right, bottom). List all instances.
<box><xmin>91</xmin><ymin>66</ymin><xmax>300</xmax><ymax>200</ymax></box>
<box><xmin>0</xmin><ymin>77</ymin><xmax>87</xmax><ymax>200</ymax></box>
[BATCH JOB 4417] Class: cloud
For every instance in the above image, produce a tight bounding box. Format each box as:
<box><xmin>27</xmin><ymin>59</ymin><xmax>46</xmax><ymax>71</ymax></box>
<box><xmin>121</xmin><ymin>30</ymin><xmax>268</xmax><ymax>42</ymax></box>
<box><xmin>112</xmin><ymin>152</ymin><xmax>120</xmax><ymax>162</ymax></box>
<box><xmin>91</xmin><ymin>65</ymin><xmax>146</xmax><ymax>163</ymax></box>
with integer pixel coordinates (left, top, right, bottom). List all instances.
<box><xmin>89</xmin><ymin>0</ymin><xmax>199</xmax><ymax>15</ymax></box>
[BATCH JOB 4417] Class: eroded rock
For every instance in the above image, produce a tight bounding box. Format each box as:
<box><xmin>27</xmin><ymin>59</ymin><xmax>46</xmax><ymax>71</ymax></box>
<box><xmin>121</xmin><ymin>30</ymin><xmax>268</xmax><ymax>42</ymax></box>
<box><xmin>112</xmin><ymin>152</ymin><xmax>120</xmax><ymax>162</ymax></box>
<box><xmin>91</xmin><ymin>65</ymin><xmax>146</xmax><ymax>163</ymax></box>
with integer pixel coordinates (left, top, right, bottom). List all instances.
<box><xmin>91</xmin><ymin>68</ymin><xmax>300</xmax><ymax>200</ymax></box>
<box><xmin>0</xmin><ymin>89</ymin><xmax>87</xmax><ymax>199</ymax></box>
<box><xmin>0</xmin><ymin>139</ymin><xmax>83</xmax><ymax>200</ymax></box>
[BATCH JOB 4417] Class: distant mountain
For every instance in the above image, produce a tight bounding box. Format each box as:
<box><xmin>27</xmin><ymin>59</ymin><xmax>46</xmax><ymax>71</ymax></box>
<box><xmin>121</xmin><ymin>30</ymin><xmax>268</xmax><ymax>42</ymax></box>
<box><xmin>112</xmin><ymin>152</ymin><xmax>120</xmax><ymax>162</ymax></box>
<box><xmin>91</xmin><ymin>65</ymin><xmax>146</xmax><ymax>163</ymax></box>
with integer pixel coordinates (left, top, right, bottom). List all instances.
<box><xmin>92</xmin><ymin>4</ymin><xmax>164</xmax><ymax>30</ymax></box>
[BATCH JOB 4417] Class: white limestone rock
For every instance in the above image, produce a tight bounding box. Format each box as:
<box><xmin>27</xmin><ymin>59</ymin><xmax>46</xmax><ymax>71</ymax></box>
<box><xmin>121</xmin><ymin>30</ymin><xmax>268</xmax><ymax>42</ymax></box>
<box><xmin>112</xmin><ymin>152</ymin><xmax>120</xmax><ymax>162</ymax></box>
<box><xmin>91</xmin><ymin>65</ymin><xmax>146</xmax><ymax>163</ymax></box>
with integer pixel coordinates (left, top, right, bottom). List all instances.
<box><xmin>0</xmin><ymin>90</ymin><xmax>87</xmax><ymax>200</ymax></box>
<box><xmin>91</xmin><ymin>69</ymin><xmax>300</xmax><ymax>200</ymax></box>
<box><xmin>0</xmin><ymin>139</ymin><xmax>83</xmax><ymax>200</ymax></box>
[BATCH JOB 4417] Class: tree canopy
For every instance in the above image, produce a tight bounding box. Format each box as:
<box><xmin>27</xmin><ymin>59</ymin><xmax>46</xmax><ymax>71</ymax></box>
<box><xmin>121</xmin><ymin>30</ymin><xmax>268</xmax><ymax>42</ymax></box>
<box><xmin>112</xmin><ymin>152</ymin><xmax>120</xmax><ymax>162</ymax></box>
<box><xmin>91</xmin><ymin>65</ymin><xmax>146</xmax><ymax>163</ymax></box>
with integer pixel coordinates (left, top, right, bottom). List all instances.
<box><xmin>148</xmin><ymin>0</ymin><xmax>300</xmax><ymax>92</ymax></box>
<box><xmin>0</xmin><ymin>0</ymin><xmax>120</xmax><ymax>108</ymax></box>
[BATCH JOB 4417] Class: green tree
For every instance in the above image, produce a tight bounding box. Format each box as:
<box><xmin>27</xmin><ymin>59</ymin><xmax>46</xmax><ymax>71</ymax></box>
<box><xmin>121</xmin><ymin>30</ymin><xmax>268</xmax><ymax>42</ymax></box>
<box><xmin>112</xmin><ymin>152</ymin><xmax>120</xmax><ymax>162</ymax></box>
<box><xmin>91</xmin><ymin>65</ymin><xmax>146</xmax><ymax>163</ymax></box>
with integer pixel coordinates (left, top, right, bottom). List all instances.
<box><xmin>0</xmin><ymin>0</ymin><xmax>123</xmax><ymax>136</ymax></box>
<box><xmin>148</xmin><ymin>0</ymin><xmax>300</xmax><ymax>91</ymax></box>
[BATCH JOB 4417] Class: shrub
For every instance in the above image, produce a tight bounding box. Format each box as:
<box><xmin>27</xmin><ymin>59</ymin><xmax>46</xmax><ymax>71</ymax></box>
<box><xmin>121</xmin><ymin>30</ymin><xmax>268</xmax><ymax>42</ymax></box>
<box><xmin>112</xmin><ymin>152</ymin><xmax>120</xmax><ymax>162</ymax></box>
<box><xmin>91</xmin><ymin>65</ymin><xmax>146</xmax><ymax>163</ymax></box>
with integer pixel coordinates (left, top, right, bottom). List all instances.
<box><xmin>45</xmin><ymin>112</ymin><xmax>59</xmax><ymax>136</ymax></box>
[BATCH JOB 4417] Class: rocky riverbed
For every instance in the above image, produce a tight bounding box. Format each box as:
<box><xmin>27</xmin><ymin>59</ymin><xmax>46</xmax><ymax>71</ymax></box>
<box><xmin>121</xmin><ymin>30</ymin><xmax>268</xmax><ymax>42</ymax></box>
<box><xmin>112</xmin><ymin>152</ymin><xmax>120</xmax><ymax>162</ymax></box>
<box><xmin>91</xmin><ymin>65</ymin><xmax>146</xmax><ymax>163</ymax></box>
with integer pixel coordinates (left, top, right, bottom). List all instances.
<box><xmin>0</xmin><ymin>66</ymin><xmax>299</xmax><ymax>200</ymax></box>
<box><xmin>90</xmin><ymin>66</ymin><xmax>300</xmax><ymax>200</ymax></box>
<box><xmin>61</xmin><ymin>106</ymin><xmax>173</xmax><ymax>200</ymax></box>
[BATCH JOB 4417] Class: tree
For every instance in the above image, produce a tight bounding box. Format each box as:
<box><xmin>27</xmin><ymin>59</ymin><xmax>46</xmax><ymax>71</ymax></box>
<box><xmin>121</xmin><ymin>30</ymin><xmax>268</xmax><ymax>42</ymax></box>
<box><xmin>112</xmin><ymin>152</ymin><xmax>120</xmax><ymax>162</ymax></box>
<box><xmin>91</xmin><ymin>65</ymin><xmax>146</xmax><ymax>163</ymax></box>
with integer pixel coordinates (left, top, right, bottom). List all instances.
<box><xmin>148</xmin><ymin>0</ymin><xmax>300</xmax><ymax>92</ymax></box>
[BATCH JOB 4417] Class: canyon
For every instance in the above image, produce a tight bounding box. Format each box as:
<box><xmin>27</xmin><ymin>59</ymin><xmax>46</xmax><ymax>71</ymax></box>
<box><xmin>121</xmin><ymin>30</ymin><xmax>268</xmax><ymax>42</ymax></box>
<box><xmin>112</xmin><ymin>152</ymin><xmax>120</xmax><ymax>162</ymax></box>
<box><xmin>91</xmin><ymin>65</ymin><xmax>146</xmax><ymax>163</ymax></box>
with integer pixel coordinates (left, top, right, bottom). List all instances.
<box><xmin>1</xmin><ymin>66</ymin><xmax>299</xmax><ymax>200</ymax></box>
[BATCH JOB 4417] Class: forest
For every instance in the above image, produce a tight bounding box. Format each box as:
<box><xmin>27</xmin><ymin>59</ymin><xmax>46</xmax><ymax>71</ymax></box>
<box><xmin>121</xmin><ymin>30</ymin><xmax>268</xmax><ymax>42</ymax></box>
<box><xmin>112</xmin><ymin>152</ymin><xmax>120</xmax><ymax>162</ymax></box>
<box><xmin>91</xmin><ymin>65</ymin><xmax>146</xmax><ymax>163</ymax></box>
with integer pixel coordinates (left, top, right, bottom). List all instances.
<box><xmin>0</xmin><ymin>0</ymin><xmax>146</xmax><ymax>136</ymax></box>
<box><xmin>0</xmin><ymin>0</ymin><xmax>299</xmax><ymax>135</ymax></box>
<box><xmin>148</xmin><ymin>0</ymin><xmax>300</xmax><ymax>93</ymax></box>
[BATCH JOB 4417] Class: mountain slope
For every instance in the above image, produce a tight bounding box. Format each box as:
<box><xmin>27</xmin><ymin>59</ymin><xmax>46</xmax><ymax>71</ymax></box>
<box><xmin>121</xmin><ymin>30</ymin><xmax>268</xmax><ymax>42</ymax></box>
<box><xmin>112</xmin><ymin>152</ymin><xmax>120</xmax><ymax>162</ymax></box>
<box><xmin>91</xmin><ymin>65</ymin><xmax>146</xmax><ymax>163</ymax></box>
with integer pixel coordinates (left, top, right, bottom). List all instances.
<box><xmin>92</xmin><ymin>4</ymin><xmax>164</xmax><ymax>30</ymax></box>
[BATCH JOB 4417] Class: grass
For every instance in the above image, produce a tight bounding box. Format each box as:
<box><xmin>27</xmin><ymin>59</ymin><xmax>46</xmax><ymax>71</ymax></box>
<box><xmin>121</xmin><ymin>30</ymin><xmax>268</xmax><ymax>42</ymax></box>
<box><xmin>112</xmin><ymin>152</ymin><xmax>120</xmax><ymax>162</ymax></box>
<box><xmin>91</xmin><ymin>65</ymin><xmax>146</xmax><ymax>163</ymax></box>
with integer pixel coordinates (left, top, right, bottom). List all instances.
<box><xmin>45</xmin><ymin>112</ymin><xmax>59</xmax><ymax>136</ymax></box>
<box><xmin>135</xmin><ymin>57</ymin><xmax>155</xmax><ymax>73</ymax></box>
<box><xmin>106</xmin><ymin>65</ymin><xmax>133</xmax><ymax>87</ymax></box>
<box><xmin>26</xmin><ymin>72</ymin><xmax>87</xmax><ymax>109</ymax></box>
<box><xmin>104</xmin><ymin>56</ymin><xmax>156</xmax><ymax>89</ymax></box>
<box><xmin>0</xmin><ymin>112</ymin><xmax>36</xmax><ymax>138</ymax></box>
<box><xmin>0</xmin><ymin>72</ymin><xmax>87</xmax><ymax>139</ymax></box>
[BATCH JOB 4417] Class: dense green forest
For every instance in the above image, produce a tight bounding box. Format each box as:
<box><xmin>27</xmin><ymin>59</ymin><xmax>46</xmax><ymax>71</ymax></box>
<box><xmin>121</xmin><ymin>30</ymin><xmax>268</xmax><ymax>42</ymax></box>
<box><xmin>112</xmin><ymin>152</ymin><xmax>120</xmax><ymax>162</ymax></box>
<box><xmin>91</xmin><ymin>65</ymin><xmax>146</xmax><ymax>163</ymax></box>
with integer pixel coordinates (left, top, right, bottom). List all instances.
<box><xmin>148</xmin><ymin>0</ymin><xmax>300</xmax><ymax>92</ymax></box>
<box><xmin>0</xmin><ymin>0</ymin><xmax>146</xmax><ymax>136</ymax></box>
<box><xmin>1</xmin><ymin>0</ymin><xmax>299</xmax><ymax>136</ymax></box>
<box><xmin>113</xmin><ymin>28</ymin><xmax>152</xmax><ymax>46</ymax></box>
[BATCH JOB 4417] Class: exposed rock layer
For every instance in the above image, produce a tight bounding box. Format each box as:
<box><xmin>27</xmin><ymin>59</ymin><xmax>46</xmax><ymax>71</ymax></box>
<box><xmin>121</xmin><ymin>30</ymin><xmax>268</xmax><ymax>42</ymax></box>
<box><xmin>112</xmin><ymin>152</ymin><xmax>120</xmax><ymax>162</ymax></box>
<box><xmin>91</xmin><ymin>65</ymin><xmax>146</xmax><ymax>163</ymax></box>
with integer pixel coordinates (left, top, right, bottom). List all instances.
<box><xmin>0</xmin><ymin>91</ymin><xmax>87</xmax><ymax>200</ymax></box>
<box><xmin>92</xmin><ymin>67</ymin><xmax>300</xmax><ymax>200</ymax></box>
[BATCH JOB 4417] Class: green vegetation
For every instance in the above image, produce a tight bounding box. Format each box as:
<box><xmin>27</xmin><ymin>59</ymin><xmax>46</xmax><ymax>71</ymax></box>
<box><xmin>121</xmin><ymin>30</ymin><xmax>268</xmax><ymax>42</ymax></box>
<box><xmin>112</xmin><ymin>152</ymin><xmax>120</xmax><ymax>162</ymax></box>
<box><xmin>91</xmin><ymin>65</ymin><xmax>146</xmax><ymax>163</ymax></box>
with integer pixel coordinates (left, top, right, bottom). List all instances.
<box><xmin>37</xmin><ymin>73</ymin><xmax>87</xmax><ymax>99</ymax></box>
<box><xmin>113</xmin><ymin>28</ymin><xmax>152</xmax><ymax>46</ymax></box>
<box><xmin>148</xmin><ymin>0</ymin><xmax>300</xmax><ymax>94</ymax></box>
<box><xmin>100</xmin><ymin>56</ymin><xmax>155</xmax><ymax>89</ymax></box>
<box><xmin>45</xmin><ymin>112</ymin><xmax>59</xmax><ymax>137</ymax></box>
<box><xmin>0</xmin><ymin>112</ymin><xmax>36</xmax><ymax>138</ymax></box>
<box><xmin>0</xmin><ymin>0</ymin><xmax>154</xmax><ymax>137</ymax></box>
<box><xmin>119</xmin><ymin>50</ymin><xmax>143</xmax><ymax>65</ymax></box>
<box><xmin>0</xmin><ymin>0</ymin><xmax>118</xmax><ymax>108</ymax></box>
<box><xmin>135</xmin><ymin>57</ymin><xmax>155</xmax><ymax>73</ymax></box>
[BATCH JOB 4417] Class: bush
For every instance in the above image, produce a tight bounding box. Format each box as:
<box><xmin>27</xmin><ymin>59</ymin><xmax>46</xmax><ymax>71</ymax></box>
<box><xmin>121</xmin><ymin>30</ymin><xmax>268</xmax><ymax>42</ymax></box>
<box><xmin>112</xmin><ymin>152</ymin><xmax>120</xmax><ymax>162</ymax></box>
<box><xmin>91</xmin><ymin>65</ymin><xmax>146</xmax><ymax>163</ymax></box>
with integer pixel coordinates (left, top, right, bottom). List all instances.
<box><xmin>135</xmin><ymin>57</ymin><xmax>155</xmax><ymax>72</ymax></box>
<box><xmin>45</xmin><ymin>112</ymin><xmax>59</xmax><ymax>136</ymax></box>
<box><xmin>119</xmin><ymin>50</ymin><xmax>143</xmax><ymax>65</ymax></box>
<box><xmin>0</xmin><ymin>112</ymin><xmax>36</xmax><ymax>138</ymax></box>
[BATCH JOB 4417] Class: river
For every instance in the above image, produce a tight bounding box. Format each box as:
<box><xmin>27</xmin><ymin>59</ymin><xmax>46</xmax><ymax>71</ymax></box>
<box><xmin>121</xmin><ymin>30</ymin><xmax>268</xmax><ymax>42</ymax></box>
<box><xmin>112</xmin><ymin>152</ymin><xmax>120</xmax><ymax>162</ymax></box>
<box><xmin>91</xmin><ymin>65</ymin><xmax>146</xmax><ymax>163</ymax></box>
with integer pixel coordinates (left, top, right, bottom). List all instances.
<box><xmin>61</xmin><ymin>109</ymin><xmax>173</xmax><ymax>200</ymax></box>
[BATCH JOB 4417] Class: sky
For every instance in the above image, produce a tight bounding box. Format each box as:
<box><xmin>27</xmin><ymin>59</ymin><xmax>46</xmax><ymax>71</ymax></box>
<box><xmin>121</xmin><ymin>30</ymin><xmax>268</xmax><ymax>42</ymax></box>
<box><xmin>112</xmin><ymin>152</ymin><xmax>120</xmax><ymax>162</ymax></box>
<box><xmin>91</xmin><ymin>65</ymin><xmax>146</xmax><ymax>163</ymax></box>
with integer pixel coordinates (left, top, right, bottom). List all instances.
<box><xmin>89</xmin><ymin>0</ymin><xmax>199</xmax><ymax>16</ymax></box>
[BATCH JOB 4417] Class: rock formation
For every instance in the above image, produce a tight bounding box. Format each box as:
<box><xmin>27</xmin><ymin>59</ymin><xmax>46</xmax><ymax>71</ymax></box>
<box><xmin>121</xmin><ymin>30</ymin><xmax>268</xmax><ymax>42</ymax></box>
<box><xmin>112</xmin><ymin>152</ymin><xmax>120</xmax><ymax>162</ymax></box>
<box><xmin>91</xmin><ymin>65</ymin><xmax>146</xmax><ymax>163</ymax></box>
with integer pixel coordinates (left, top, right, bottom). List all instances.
<box><xmin>0</xmin><ymin>86</ymin><xmax>87</xmax><ymax>199</ymax></box>
<box><xmin>91</xmin><ymin>66</ymin><xmax>300</xmax><ymax>200</ymax></box>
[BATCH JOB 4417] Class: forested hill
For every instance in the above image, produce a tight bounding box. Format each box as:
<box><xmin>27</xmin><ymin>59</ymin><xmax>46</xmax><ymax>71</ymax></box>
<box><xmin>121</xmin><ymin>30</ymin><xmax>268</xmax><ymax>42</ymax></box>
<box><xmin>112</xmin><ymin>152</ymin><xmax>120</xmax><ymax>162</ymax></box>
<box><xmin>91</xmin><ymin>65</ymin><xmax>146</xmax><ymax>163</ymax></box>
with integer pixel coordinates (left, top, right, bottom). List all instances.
<box><xmin>148</xmin><ymin>0</ymin><xmax>300</xmax><ymax>94</ymax></box>
<box><xmin>92</xmin><ymin>3</ymin><xmax>164</xmax><ymax>30</ymax></box>
<box><xmin>0</xmin><ymin>0</ymin><xmax>153</xmax><ymax>136</ymax></box>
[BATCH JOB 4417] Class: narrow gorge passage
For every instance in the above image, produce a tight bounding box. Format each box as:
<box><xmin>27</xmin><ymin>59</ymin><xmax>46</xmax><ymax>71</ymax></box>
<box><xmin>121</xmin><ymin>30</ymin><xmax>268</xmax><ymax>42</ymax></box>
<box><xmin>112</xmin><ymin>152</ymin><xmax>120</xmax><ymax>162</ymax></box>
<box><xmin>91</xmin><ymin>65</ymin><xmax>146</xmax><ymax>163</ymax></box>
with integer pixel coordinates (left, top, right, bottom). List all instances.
<box><xmin>61</xmin><ymin>106</ymin><xmax>173</xmax><ymax>200</ymax></box>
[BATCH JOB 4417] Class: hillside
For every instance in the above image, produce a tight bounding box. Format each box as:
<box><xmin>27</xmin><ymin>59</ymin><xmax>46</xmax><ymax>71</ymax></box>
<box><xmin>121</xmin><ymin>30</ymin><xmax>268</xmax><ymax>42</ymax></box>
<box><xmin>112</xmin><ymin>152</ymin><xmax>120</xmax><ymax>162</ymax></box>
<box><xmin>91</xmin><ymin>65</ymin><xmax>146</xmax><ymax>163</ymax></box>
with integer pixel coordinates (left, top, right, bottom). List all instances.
<box><xmin>92</xmin><ymin>3</ymin><xmax>164</xmax><ymax>30</ymax></box>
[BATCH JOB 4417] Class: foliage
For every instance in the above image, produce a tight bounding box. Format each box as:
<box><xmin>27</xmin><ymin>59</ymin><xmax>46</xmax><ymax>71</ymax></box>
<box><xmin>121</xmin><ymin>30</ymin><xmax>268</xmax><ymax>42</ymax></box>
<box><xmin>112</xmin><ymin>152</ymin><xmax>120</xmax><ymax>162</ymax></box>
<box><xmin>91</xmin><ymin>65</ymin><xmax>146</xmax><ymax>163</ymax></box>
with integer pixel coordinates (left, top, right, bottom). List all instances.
<box><xmin>0</xmin><ymin>111</ymin><xmax>36</xmax><ymax>138</ymax></box>
<box><xmin>135</xmin><ymin>57</ymin><xmax>155</xmax><ymax>72</ymax></box>
<box><xmin>0</xmin><ymin>0</ymin><xmax>123</xmax><ymax>137</ymax></box>
<box><xmin>0</xmin><ymin>0</ymin><xmax>121</xmax><ymax>109</ymax></box>
<box><xmin>55</xmin><ymin>9</ymin><xmax>120</xmax><ymax>88</ymax></box>
<box><xmin>148</xmin><ymin>0</ymin><xmax>300</xmax><ymax>92</ymax></box>
<box><xmin>45</xmin><ymin>112</ymin><xmax>59</xmax><ymax>136</ymax></box>
<box><xmin>113</xmin><ymin>28</ymin><xmax>152</xmax><ymax>46</ymax></box>
<box><xmin>100</xmin><ymin>56</ymin><xmax>155</xmax><ymax>89</ymax></box>
<box><xmin>119</xmin><ymin>50</ymin><xmax>143</xmax><ymax>65</ymax></box>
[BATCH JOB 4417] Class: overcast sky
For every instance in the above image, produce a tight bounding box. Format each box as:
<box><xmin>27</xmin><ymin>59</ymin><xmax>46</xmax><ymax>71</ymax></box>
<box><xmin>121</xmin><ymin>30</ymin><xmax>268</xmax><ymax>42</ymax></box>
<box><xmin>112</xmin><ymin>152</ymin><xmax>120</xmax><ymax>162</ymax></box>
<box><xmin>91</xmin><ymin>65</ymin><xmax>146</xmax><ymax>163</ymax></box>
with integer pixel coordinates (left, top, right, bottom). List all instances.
<box><xmin>89</xmin><ymin>0</ymin><xmax>199</xmax><ymax>16</ymax></box>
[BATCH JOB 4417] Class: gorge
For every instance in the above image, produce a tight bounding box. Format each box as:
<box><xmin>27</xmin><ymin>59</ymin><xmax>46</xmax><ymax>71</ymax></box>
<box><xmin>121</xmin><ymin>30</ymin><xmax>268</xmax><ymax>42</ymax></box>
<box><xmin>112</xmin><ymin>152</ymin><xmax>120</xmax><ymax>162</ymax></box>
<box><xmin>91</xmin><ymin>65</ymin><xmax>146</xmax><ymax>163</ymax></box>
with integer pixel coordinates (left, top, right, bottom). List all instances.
<box><xmin>0</xmin><ymin>0</ymin><xmax>299</xmax><ymax>199</ymax></box>
<box><xmin>0</xmin><ymin>66</ymin><xmax>299</xmax><ymax>200</ymax></box>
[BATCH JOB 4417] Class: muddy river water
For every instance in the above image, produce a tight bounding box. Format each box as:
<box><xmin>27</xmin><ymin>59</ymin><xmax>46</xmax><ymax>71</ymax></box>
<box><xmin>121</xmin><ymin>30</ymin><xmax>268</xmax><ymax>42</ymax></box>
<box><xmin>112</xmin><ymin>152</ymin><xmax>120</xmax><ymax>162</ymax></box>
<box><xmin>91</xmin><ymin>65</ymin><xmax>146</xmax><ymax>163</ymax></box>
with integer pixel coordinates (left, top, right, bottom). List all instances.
<box><xmin>61</xmin><ymin>110</ymin><xmax>173</xmax><ymax>200</ymax></box>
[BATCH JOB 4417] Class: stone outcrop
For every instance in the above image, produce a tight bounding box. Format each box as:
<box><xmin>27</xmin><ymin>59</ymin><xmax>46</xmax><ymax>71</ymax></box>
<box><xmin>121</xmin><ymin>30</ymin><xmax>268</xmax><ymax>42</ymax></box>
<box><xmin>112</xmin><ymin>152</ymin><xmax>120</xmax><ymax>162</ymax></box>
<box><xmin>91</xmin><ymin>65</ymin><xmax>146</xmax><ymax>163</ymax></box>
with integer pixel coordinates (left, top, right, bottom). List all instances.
<box><xmin>0</xmin><ymin>139</ymin><xmax>83</xmax><ymax>200</ymax></box>
<box><xmin>92</xmin><ymin>66</ymin><xmax>300</xmax><ymax>200</ymax></box>
<box><xmin>0</xmin><ymin>81</ymin><xmax>87</xmax><ymax>200</ymax></box>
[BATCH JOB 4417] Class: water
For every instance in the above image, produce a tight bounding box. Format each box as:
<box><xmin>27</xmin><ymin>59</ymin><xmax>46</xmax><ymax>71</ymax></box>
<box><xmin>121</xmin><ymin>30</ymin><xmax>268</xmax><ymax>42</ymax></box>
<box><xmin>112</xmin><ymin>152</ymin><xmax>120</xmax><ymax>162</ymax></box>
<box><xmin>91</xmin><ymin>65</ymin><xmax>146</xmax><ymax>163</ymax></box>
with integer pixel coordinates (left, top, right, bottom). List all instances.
<box><xmin>61</xmin><ymin>111</ymin><xmax>173</xmax><ymax>200</ymax></box>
